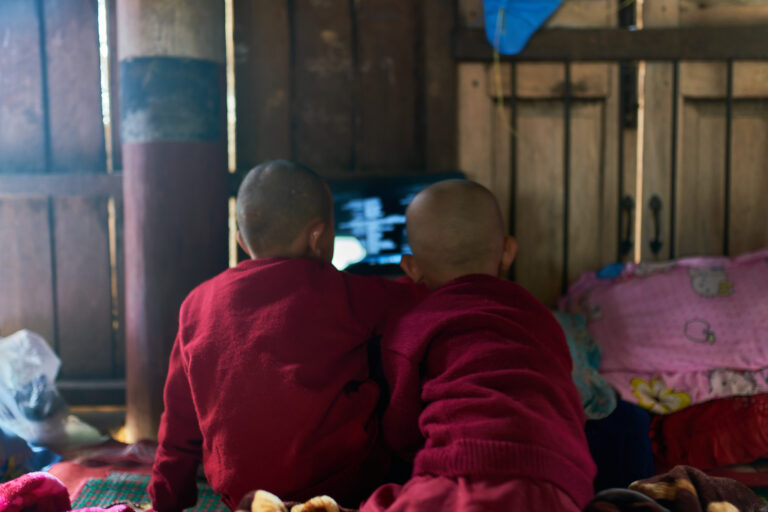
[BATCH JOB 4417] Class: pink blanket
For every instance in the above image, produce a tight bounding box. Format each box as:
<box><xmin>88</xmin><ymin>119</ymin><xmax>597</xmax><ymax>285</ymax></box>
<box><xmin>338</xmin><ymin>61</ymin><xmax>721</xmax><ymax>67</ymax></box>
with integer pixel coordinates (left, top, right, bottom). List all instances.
<box><xmin>0</xmin><ymin>472</ymin><xmax>134</xmax><ymax>512</ymax></box>
<box><xmin>562</xmin><ymin>249</ymin><xmax>768</xmax><ymax>413</ymax></box>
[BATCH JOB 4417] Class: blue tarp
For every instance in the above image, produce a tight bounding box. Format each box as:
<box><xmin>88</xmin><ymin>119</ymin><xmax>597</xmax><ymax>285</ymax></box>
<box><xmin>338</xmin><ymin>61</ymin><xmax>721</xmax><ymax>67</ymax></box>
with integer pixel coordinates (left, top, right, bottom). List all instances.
<box><xmin>484</xmin><ymin>0</ymin><xmax>563</xmax><ymax>55</ymax></box>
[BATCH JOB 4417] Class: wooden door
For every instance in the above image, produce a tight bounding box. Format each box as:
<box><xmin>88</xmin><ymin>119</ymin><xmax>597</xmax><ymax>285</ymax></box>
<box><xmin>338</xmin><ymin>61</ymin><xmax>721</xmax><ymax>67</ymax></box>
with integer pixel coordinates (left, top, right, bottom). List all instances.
<box><xmin>457</xmin><ymin>0</ymin><xmax>624</xmax><ymax>306</ymax></box>
<box><xmin>637</xmin><ymin>0</ymin><xmax>768</xmax><ymax>261</ymax></box>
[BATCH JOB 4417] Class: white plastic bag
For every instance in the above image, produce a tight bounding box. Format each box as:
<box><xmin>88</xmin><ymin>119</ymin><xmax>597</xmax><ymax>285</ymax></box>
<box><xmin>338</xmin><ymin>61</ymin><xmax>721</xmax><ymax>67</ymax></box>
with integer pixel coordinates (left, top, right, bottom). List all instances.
<box><xmin>0</xmin><ymin>330</ymin><xmax>69</xmax><ymax>445</ymax></box>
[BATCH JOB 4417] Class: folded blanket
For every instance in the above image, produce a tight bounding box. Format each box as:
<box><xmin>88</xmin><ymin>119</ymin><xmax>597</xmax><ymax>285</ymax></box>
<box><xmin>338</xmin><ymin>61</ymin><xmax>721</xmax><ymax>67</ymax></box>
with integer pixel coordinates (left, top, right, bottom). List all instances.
<box><xmin>584</xmin><ymin>465</ymin><xmax>767</xmax><ymax>512</ymax></box>
<box><xmin>651</xmin><ymin>395</ymin><xmax>768</xmax><ymax>472</ymax></box>
<box><xmin>0</xmin><ymin>471</ymin><xmax>133</xmax><ymax>512</ymax></box>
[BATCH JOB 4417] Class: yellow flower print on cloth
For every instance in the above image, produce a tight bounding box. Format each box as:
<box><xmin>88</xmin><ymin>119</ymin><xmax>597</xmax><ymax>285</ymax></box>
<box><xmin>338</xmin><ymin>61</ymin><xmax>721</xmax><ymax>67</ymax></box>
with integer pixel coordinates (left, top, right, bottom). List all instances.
<box><xmin>630</xmin><ymin>377</ymin><xmax>691</xmax><ymax>414</ymax></box>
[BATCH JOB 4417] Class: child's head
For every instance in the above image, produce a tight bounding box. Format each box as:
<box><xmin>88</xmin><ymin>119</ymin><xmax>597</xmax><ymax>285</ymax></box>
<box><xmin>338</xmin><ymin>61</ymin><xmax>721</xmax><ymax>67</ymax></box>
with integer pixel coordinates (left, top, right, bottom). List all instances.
<box><xmin>400</xmin><ymin>179</ymin><xmax>517</xmax><ymax>289</ymax></box>
<box><xmin>236</xmin><ymin>160</ymin><xmax>334</xmax><ymax>262</ymax></box>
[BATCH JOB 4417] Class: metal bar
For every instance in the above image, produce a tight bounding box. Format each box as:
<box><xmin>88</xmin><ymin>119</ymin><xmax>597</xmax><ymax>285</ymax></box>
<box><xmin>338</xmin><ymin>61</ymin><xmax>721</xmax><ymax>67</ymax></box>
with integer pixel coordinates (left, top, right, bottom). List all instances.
<box><xmin>562</xmin><ymin>61</ymin><xmax>571</xmax><ymax>294</ymax></box>
<box><xmin>57</xmin><ymin>379</ymin><xmax>126</xmax><ymax>406</ymax></box>
<box><xmin>723</xmin><ymin>59</ymin><xmax>734</xmax><ymax>256</ymax></box>
<box><xmin>669</xmin><ymin>61</ymin><xmax>679</xmax><ymax>259</ymax></box>
<box><xmin>454</xmin><ymin>27</ymin><xmax>768</xmax><ymax>62</ymax></box>
<box><xmin>508</xmin><ymin>62</ymin><xmax>517</xmax><ymax>281</ymax></box>
<box><xmin>0</xmin><ymin>173</ymin><xmax>123</xmax><ymax>197</ymax></box>
<box><xmin>617</xmin><ymin>62</ymin><xmax>625</xmax><ymax>262</ymax></box>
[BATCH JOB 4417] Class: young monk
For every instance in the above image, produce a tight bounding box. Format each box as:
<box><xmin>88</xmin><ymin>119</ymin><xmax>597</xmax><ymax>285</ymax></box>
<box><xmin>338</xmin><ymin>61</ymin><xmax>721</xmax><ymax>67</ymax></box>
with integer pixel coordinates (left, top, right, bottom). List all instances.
<box><xmin>360</xmin><ymin>179</ymin><xmax>596</xmax><ymax>511</ymax></box>
<box><xmin>149</xmin><ymin>160</ymin><xmax>419</xmax><ymax>511</ymax></box>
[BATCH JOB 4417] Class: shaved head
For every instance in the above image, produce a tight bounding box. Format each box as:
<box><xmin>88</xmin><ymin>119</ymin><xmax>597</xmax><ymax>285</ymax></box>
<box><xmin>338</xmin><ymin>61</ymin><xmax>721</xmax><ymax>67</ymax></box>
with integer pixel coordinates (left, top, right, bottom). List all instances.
<box><xmin>406</xmin><ymin>179</ymin><xmax>506</xmax><ymax>281</ymax></box>
<box><xmin>236</xmin><ymin>160</ymin><xmax>332</xmax><ymax>257</ymax></box>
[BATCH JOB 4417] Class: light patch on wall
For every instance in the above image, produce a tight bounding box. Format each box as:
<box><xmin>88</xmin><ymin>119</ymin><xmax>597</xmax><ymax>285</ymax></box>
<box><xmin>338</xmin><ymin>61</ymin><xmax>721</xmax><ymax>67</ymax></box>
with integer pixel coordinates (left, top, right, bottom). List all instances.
<box><xmin>634</xmin><ymin>0</ymin><xmax>644</xmax><ymax>264</ymax></box>
<box><xmin>229</xmin><ymin>197</ymin><xmax>238</xmax><ymax>268</ymax></box>
<box><xmin>225</xmin><ymin>0</ymin><xmax>239</xmax><ymax>267</ymax></box>
<box><xmin>96</xmin><ymin>0</ymin><xmax>112</xmax><ymax>173</ymax></box>
<box><xmin>97</xmin><ymin>0</ymin><xmax>121</xmax><ymax>372</ymax></box>
<box><xmin>225</xmin><ymin>0</ymin><xmax>237</xmax><ymax>173</ymax></box>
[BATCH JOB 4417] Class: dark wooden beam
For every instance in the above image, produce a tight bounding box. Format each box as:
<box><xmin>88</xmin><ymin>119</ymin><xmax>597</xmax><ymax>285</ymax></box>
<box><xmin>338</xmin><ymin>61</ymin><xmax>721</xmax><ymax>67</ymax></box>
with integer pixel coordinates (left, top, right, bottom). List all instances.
<box><xmin>0</xmin><ymin>173</ymin><xmax>122</xmax><ymax>196</ymax></box>
<box><xmin>454</xmin><ymin>26</ymin><xmax>768</xmax><ymax>62</ymax></box>
<box><xmin>57</xmin><ymin>379</ymin><xmax>126</xmax><ymax>405</ymax></box>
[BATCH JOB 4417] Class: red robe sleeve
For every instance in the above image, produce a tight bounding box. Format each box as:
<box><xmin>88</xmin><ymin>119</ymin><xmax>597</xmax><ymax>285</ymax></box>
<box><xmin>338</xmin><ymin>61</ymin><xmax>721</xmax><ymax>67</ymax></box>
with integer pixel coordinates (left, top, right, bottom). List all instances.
<box><xmin>381</xmin><ymin>348</ymin><xmax>424</xmax><ymax>460</ymax></box>
<box><xmin>149</xmin><ymin>335</ymin><xmax>203</xmax><ymax>512</ymax></box>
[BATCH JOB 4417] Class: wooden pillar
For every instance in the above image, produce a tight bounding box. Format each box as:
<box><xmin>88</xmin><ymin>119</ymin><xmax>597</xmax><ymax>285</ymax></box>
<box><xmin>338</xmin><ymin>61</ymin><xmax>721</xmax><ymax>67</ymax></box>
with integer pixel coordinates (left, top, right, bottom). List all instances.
<box><xmin>117</xmin><ymin>0</ymin><xmax>228</xmax><ymax>441</ymax></box>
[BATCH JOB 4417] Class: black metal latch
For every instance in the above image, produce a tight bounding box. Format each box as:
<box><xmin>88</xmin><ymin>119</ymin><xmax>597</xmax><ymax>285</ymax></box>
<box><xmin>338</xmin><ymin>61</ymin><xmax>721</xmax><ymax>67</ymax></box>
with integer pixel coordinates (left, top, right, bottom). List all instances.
<box><xmin>619</xmin><ymin>195</ymin><xmax>634</xmax><ymax>256</ymax></box>
<box><xmin>649</xmin><ymin>195</ymin><xmax>663</xmax><ymax>255</ymax></box>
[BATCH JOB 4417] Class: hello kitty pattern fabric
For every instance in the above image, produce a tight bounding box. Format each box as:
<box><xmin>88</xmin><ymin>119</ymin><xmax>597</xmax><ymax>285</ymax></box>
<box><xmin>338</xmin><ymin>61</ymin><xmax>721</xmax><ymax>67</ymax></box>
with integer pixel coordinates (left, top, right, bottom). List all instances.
<box><xmin>560</xmin><ymin>248</ymin><xmax>768</xmax><ymax>414</ymax></box>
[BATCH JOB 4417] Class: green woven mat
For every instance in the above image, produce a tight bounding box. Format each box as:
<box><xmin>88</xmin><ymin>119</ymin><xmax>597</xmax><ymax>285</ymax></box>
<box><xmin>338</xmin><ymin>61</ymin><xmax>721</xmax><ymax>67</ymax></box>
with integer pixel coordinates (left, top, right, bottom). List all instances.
<box><xmin>71</xmin><ymin>472</ymin><xmax>228</xmax><ymax>511</ymax></box>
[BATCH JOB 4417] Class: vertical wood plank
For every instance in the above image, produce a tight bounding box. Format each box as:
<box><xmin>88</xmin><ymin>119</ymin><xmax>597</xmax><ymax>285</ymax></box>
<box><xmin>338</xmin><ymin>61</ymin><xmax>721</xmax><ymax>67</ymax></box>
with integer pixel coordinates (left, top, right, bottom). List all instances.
<box><xmin>515</xmin><ymin>101</ymin><xmax>564</xmax><ymax>306</ymax></box>
<box><xmin>676</xmin><ymin>101</ymin><xmax>725</xmax><ymax>256</ymax></box>
<box><xmin>293</xmin><ymin>1</ymin><xmax>354</xmax><ymax>171</ymax></box>
<box><xmin>422</xmin><ymin>0</ymin><xmax>457</xmax><ymax>172</ymax></box>
<box><xmin>679</xmin><ymin>0</ymin><xmax>768</xmax><ymax>26</ymax></box>
<box><xmin>492</xmin><ymin>102</ymin><xmax>512</xmax><ymax>233</ymax></box>
<box><xmin>113</xmin><ymin>195</ymin><xmax>126</xmax><ymax>377</ymax></box>
<box><xmin>637</xmin><ymin>62</ymin><xmax>675</xmax><ymax>262</ymax></box>
<box><xmin>53</xmin><ymin>197</ymin><xmax>114</xmax><ymax>378</ymax></box>
<box><xmin>355</xmin><ymin>0</ymin><xmax>419</xmax><ymax>170</ymax></box>
<box><xmin>734</xmin><ymin>62</ymin><xmax>768</xmax><ymax>98</ymax></box>
<box><xmin>602</xmin><ymin>63</ymin><xmax>621</xmax><ymax>264</ymax></box>
<box><xmin>547</xmin><ymin>0</ymin><xmax>614</xmax><ymax>28</ymax></box>
<box><xmin>568</xmin><ymin>101</ymin><xmax>607</xmax><ymax>283</ymax></box>
<box><xmin>234</xmin><ymin>0</ymin><xmax>291</xmax><ymax>169</ymax></box>
<box><xmin>730</xmin><ymin>101</ymin><xmax>768</xmax><ymax>255</ymax></box>
<box><xmin>680</xmin><ymin>61</ymin><xmax>727</xmax><ymax>98</ymax></box>
<box><xmin>0</xmin><ymin>0</ymin><xmax>46</xmax><ymax>174</ymax></box>
<box><xmin>44</xmin><ymin>0</ymin><xmax>106</xmax><ymax>173</ymax></box>
<box><xmin>0</xmin><ymin>198</ymin><xmax>56</xmax><ymax>344</ymax></box>
<box><xmin>637</xmin><ymin>0</ymin><xmax>678</xmax><ymax>262</ymax></box>
<box><xmin>643</xmin><ymin>0</ymin><xmax>680</xmax><ymax>28</ymax></box>
<box><xmin>458</xmin><ymin>63</ymin><xmax>493</xmax><ymax>188</ymax></box>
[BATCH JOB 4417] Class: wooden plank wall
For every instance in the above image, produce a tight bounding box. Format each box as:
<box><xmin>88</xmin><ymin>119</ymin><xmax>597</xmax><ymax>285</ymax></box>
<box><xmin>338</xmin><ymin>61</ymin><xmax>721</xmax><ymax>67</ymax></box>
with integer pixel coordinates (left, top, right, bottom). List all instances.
<box><xmin>675</xmin><ymin>63</ymin><xmax>768</xmax><ymax>257</ymax></box>
<box><xmin>233</xmin><ymin>0</ymin><xmax>456</xmax><ymax>175</ymax></box>
<box><xmin>458</xmin><ymin>0</ymin><xmax>623</xmax><ymax>306</ymax></box>
<box><xmin>0</xmin><ymin>0</ymin><xmax>124</xmax><ymax>398</ymax></box>
<box><xmin>459</xmin><ymin>0</ymin><xmax>768</xmax><ymax>304</ymax></box>
<box><xmin>640</xmin><ymin>0</ymin><xmax>768</xmax><ymax>260</ymax></box>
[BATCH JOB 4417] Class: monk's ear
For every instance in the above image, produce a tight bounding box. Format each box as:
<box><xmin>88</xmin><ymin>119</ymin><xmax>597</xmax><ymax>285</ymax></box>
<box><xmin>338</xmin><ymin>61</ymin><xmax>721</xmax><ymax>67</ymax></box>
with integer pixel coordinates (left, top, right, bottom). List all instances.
<box><xmin>400</xmin><ymin>254</ymin><xmax>424</xmax><ymax>284</ymax></box>
<box><xmin>307</xmin><ymin>220</ymin><xmax>333</xmax><ymax>262</ymax></box>
<box><xmin>499</xmin><ymin>235</ymin><xmax>518</xmax><ymax>273</ymax></box>
<box><xmin>236</xmin><ymin>231</ymin><xmax>253</xmax><ymax>259</ymax></box>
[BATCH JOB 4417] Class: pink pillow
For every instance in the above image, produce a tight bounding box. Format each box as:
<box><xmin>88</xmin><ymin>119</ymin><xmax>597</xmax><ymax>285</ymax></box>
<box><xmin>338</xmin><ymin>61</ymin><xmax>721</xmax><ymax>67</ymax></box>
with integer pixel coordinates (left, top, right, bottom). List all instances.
<box><xmin>560</xmin><ymin>249</ymin><xmax>768</xmax><ymax>413</ymax></box>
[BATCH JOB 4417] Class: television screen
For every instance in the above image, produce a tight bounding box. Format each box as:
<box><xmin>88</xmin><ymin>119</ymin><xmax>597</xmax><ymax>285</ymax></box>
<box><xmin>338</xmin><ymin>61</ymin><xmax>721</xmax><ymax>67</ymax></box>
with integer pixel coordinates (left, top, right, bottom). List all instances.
<box><xmin>329</xmin><ymin>172</ymin><xmax>463</xmax><ymax>275</ymax></box>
